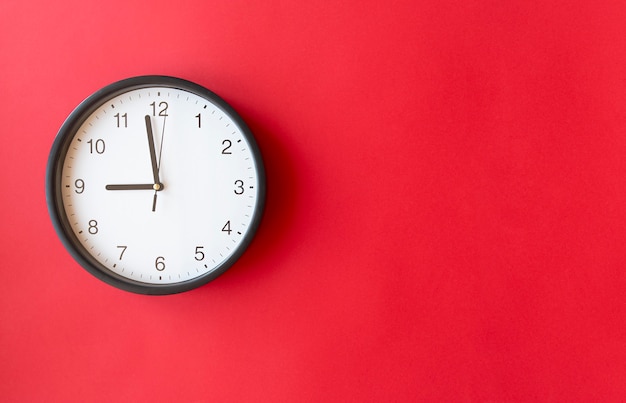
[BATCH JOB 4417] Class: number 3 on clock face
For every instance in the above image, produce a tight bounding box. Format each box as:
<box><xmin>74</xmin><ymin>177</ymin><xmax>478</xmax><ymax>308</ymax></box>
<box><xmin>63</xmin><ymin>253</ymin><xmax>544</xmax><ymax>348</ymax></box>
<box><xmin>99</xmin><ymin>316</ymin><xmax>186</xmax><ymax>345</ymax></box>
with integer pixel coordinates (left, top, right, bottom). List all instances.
<box><xmin>46</xmin><ymin>76</ymin><xmax>266</xmax><ymax>295</ymax></box>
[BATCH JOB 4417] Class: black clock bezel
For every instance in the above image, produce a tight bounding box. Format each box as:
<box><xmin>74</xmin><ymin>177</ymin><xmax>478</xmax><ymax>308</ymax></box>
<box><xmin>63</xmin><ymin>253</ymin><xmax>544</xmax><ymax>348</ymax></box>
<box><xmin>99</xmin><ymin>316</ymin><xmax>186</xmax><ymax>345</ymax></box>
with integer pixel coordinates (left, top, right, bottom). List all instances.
<box><xmin>45</xmin><ymin>75</ymin><xmax>266</xmax><ymax>295</ymax></box>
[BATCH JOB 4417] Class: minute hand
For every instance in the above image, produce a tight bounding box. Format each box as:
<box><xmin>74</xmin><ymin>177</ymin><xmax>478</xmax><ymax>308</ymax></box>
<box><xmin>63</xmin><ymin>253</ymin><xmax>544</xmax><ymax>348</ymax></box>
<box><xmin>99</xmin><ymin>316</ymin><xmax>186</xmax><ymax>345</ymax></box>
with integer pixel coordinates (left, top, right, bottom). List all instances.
<box><xmin>145</xmin><ymin>115</ymin><xmax>161</xmax><ymax>188</ymax></box>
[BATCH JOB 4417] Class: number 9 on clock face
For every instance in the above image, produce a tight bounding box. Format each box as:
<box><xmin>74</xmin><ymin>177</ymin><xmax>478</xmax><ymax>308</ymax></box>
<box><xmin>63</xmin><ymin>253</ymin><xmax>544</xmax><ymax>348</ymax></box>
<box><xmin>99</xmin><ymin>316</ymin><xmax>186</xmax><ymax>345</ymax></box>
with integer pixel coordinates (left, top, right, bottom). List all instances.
<box><xmin>46</xmin><ymin>76</ymin><xmax>266</xmax><ymax>295</ymax></box>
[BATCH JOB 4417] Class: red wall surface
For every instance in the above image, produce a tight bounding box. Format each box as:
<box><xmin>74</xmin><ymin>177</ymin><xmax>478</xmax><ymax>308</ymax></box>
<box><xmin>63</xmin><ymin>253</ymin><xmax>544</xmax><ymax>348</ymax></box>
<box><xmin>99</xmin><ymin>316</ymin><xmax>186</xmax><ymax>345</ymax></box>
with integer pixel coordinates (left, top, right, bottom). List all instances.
<box><xmin>2</xmin><ymin>1</ymin><xmax>626</xmax><ymax>401</ymax></box>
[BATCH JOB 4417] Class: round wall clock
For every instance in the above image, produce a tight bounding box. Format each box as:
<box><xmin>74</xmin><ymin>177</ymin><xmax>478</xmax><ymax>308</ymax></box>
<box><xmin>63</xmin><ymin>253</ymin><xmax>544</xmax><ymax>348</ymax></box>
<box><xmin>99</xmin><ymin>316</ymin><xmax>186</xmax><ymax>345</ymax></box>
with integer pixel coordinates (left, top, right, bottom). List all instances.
<box><xmin>46</xmin><ymin>76</ymin><xmax>266</xmax><ymax>295</ymax></box>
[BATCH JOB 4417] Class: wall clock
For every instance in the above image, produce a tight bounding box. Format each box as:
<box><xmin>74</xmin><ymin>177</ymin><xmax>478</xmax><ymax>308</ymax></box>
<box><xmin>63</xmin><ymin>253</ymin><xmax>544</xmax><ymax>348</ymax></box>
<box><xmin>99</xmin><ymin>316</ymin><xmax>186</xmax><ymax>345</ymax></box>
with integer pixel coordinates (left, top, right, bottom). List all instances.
<box><xmin>46</xmin><ymin>76</ymin><xmax>266</xmax><ymax>295</ymax></box>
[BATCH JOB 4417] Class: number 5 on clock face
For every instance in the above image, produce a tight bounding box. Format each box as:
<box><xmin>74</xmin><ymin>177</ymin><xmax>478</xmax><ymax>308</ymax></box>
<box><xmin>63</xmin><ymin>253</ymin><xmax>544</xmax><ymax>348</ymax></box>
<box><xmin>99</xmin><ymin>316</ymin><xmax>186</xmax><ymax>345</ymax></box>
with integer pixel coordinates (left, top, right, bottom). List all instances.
<box><xmin>46</xmin><ymin>76</ymin><xmax>266</xmax><ymax>295</ymax></box>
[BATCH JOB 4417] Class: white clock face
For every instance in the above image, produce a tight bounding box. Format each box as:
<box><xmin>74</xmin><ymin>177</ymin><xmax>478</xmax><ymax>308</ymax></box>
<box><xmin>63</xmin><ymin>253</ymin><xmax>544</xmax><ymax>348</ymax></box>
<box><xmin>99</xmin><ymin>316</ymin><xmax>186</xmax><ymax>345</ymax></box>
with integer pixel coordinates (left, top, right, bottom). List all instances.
<box><xmin>50</xmin><ymin>79</ymin><xmax>264</xmax><ymax>293</ymax></box>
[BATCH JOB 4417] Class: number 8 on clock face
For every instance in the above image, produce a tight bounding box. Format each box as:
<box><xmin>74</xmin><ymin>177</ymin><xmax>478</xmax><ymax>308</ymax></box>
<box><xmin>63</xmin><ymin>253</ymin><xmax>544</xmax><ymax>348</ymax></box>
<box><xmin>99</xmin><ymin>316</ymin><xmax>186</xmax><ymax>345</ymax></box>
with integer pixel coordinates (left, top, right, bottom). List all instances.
<box><xmin>46</xmin><ymin>76</ymin><xmax>266</xmax><ymax>295</ymax></box>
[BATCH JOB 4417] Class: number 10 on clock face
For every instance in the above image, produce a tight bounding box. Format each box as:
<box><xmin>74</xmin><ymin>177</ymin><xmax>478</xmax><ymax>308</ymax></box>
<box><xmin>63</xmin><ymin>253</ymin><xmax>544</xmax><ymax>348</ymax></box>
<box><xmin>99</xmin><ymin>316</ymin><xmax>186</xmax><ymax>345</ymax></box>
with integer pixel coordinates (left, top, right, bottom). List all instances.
<box><xmin>47</xmin><ymin>76</ymin><xmax>266</xmax><ymax>294</ymax></box>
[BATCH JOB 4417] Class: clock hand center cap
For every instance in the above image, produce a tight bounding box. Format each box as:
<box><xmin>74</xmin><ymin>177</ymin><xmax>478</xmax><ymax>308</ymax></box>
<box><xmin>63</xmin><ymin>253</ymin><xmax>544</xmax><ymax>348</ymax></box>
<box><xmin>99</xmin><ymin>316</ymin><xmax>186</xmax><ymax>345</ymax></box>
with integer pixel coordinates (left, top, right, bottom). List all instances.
<box><xmin>153</xmin><ymin>183</ymin><xmax>163</xmax><ymax>191</ymax></box>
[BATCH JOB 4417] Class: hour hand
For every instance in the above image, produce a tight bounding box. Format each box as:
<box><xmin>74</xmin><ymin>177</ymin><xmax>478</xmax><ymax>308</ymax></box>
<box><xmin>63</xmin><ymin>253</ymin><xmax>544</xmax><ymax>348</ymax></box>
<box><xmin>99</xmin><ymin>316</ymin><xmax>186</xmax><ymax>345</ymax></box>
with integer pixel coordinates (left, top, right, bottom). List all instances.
<box><xmin>106</xmin><ymin>184</ymin><xmax>163</xmax><ymax>190</ymax></box>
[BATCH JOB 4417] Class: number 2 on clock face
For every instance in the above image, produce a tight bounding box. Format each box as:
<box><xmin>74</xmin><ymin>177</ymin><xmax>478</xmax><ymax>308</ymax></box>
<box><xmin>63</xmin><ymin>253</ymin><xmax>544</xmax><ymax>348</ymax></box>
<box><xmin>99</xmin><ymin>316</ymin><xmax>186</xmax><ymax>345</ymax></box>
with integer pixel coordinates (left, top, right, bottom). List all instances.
<box><xmin>48</xmin><ymin>77</ymin><xmax>265</xmax><ymax>294</ymax></box>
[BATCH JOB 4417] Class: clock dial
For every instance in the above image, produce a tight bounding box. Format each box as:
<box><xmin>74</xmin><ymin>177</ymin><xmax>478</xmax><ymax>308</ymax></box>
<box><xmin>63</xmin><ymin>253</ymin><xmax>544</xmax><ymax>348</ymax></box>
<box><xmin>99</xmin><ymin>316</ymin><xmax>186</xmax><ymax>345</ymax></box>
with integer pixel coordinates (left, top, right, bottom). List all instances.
<box><xmin>47</xmin><ymin>77</ymin><xmax>265</xmax><ymax>294</ymax></box>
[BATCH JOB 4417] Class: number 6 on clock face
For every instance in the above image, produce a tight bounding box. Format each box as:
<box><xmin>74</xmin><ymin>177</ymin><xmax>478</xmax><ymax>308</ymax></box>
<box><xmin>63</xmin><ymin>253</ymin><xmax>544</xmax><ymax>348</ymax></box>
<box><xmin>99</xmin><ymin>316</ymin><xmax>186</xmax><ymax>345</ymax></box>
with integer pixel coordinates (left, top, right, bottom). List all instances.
<box><xmin>46</xmin><ymin>76</ymin><xmax>266</xmax><ymax>295</ymax></box>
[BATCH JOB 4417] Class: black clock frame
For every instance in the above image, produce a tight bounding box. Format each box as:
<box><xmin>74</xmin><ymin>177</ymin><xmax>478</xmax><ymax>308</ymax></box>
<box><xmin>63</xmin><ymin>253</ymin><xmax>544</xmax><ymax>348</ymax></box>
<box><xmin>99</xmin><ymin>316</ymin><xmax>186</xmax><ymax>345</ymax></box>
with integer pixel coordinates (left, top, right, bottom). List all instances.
<box><xmin>46</xmin><ymin>76</ymin><xmax>266</xmax><ymax>295</ymax></box>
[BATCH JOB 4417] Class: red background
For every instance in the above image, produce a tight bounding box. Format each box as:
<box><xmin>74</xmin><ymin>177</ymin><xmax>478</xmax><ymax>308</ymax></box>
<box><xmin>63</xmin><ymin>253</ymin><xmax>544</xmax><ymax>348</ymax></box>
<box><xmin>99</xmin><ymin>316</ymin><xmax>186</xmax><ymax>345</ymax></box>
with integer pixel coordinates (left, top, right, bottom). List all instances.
<box><xmin>2</xmin><ymin>0</ymin><xmax>626</xmax><ymax>401</ymax></box>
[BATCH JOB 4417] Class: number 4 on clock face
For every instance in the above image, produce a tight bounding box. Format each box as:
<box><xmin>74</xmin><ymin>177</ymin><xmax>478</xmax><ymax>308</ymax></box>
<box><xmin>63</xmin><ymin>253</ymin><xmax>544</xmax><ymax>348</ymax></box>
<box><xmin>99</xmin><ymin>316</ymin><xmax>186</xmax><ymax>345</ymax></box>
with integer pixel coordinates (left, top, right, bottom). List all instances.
<box><xmin>46</xmin><ymin>75</ymin><xmax>266</xmax><ymax>295</ymax></box>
